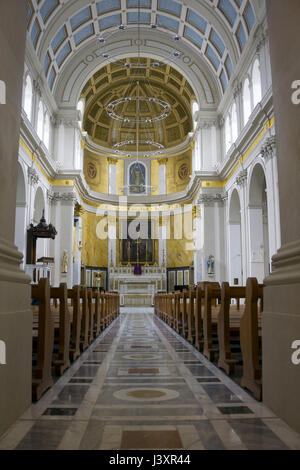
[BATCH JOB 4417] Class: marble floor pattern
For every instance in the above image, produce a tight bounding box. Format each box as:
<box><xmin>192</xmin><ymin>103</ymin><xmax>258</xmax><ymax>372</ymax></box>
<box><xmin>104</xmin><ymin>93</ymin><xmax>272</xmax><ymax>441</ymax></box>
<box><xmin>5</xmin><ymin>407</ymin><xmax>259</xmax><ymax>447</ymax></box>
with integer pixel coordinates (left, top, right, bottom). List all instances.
<box><xmin>1</xmin><ymin>312</ymin><xmax>300</xmax><ymax>450</ymax></box>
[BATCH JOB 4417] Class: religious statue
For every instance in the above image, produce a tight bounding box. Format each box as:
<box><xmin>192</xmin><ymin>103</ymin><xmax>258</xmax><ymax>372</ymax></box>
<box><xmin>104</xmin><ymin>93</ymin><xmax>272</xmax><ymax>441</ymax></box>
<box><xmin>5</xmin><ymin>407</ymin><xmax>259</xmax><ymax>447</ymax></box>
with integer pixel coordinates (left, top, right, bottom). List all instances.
<box><xmin>125</xmin><ymin>240</ymin><xmax>131</xmax><ymax>262</ymax></box>
<box><xmin>129</xmin><ymin>162</ymin><xmax>146</xmax><ymax>194</ymax></box>
<box><xmin>62</xmin><ymin>250</ymin><xmax>68</xmax><ymax>273</ymax></box>
<box><xmin>207</xmin><ymin>255</ymin><xmax>215</xmax><ymax>275</ymax></box>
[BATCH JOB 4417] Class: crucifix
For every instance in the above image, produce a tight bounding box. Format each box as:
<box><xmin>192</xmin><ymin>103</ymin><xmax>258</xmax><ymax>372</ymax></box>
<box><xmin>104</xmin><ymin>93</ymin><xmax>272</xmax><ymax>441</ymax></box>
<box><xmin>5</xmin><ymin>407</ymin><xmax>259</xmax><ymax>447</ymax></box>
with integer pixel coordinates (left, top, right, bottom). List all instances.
<box><xmin>136</xmin><ymin>235</ymin><xmax>141</xmax><ymax>263</ymax></box>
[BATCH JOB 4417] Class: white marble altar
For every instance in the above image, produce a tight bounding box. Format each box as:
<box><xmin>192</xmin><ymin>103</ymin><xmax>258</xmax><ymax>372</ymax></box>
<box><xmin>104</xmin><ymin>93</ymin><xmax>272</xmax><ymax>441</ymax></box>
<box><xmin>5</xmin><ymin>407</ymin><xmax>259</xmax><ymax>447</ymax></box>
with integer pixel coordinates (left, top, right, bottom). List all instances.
<box><xmin>109</xmin><ymin>266</ymin><xmax>166</xmax><ymax>306</ymax></box>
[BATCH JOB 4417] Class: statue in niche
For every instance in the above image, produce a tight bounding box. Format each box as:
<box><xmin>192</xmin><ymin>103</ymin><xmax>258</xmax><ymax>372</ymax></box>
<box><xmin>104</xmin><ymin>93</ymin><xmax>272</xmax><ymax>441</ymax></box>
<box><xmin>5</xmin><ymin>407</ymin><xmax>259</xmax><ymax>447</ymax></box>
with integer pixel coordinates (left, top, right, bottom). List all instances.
<box><xmin>129</xmin><ymin>162</ymin><xmax>146</xmax><ymax>194</ymax></box>
<box><xmin>62</xmin><ymin>250</ymin><xmax>69</xmax><ymax>273</ymax></box>
<box><xmin>125</xmin><ymin>240</ymin><xmax>131</xmax><ymax>262</ymax></box>
<box><xmin>207</xmin><ymin>255</ymin><xmax>215</xmax><ymax>275</ymax></box>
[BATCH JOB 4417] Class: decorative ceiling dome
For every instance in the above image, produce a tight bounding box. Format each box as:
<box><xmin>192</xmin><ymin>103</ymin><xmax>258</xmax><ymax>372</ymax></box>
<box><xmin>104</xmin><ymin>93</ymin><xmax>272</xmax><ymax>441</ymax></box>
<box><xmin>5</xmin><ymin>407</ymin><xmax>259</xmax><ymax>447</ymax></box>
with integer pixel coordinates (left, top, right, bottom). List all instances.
<box><xmin>26</xmin><ymin>0</ymin><xmax>258</xmax><ymax>101</ymax></box>
<box><xmin>80</xmin><ymin>58</ymin><xmax>195</xmax><ymax>151</ymax></box>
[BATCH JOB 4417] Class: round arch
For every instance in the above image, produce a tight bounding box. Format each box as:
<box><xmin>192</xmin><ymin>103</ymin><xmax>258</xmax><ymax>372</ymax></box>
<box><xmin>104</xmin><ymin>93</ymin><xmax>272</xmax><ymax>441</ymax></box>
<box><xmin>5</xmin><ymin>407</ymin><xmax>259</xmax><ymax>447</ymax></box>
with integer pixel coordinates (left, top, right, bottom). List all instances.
<box><xmin>33</xmin><ymin>186</ymin><xmax>47</xmax><ymax>263</ymax></box>
<box><xmin>248</xmin><ymin>163</ymin><xmax>270</xmax><ymax>282</ymax></box>
<box><xmin>228</xmin><ymin>188</ymin><xmax>243</xmax><ymax>285</ymax></box>
<box><xmin>15</xmin><ymin>162</ymin><xmax>27</xmax><ymax>268</ymax></box>
<box><xmin>55</xmin><ymin>33</ymin><xmax>220</xmax><ymax>109</ymax></box>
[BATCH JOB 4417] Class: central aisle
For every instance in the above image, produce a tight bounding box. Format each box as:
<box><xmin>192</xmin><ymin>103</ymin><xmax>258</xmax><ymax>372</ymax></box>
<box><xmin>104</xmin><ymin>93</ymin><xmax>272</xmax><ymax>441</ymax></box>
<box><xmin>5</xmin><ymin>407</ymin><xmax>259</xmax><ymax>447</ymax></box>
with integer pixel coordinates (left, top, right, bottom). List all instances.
<box><xmin>1</xmin><ymin>313</ymin><xmax>300</xmax><ymax>450</ymax></box>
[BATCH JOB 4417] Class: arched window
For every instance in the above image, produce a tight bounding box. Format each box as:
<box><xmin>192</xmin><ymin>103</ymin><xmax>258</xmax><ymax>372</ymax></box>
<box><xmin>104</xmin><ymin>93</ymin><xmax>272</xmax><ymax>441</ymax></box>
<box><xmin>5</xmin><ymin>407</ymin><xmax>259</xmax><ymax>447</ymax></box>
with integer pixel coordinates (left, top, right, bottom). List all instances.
<box><xmin>231</xmin><ymin>102</ymin><xmax>238</xmax><ymax>143</ymax></box>
<box><xmin>129</xmin><ymin>161</ymin><xmax>146</xmax><ymax>194</ymax></box>
<box><xmin>44</xmin><ymin>113</ymin><xmax>50</xmax><ymax>149</ymax></box>
<box><xmin>24</xmin><ymin>75</ymin><xmax>33</xmax><ymax>120</ymax></box>
<box><xmin>252</xmin><ymin>59</ymin><xmax>262</xmax><ymax>107</ymax></box>
<box><xmin>225</xmin><ymin>114</ymin><xmax>232</xmax><ymax>153</ymax></box>
<box><xmin>37</xmin><ymin>102</ymin><xmax>44</xmax><ymax>139</ymax></box>
<box><xmin>77</xmin><ymin>99</ymin><xmax>85</xmax><ymax>129</ymax></box>
<box><xmin>191</xmin><ymin>100</ymin><xmax>199</xmax><ymax>130</ymax></box>
<box><xmin>243</xmin><ymin>77</ymin><xmax>252</xmax><ymax>125</ymax></box>
<box><xmin>37</xmin><ymin>101</ymin><xmax>44</xmax><ymax>139</ymax></box>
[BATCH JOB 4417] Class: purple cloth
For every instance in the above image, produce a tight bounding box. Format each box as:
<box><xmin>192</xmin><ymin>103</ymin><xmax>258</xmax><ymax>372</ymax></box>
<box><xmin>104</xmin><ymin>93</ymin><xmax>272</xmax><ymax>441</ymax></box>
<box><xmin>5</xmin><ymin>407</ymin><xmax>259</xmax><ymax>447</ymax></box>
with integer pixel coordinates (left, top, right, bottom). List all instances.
<box><xmin>134</xmin><ymin>264</ymin><xmax>142</xmax><ymax>275</ymax></box>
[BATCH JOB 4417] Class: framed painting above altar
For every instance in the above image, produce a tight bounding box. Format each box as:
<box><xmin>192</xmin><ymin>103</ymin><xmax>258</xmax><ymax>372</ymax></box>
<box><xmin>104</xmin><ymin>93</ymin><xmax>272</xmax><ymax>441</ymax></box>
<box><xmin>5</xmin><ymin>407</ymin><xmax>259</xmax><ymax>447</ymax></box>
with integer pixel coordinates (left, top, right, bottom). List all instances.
<box><xmin>120</xmin><ymin>219</ymin><xmax>154</xmax><ymax>264</ymax></box>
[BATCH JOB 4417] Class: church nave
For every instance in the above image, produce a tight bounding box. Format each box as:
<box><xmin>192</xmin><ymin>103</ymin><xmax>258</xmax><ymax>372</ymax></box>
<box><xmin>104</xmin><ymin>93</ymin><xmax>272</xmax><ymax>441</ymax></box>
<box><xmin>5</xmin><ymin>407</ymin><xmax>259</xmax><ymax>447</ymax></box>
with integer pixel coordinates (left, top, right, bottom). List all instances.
<box><xmin>1</xmin><ymin>311</ymin><xmax>299</xmax><ymax>451</ymax></box>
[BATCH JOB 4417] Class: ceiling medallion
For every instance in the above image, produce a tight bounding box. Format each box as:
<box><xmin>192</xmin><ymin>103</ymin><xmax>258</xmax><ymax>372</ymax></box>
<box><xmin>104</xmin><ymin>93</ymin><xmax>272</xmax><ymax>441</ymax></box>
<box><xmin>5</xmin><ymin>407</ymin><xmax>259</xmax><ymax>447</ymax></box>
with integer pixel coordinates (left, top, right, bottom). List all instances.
<box><xmin>113</xmin><ymin>140</ymin><xmax>165</xmax><ymax>158</ymax></box>
<box><xmin>98</xmin><ymin>24</ymin><xmax>182</xmax><ymax>69</ymax></box>
<box><xmin>106</xmin><ymin>96</ymin><xmax>171</xmax><ymax>123</ymax></box>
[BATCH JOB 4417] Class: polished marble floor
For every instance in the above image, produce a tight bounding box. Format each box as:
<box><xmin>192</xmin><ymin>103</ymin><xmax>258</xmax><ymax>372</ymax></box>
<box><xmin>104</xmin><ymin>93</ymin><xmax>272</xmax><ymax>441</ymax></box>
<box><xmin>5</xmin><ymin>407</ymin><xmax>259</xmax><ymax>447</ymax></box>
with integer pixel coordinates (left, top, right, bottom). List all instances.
<box><xmin>1</xmin><ymin>312</ymin><xmax>300</xmax><ymax>450</ymax></box>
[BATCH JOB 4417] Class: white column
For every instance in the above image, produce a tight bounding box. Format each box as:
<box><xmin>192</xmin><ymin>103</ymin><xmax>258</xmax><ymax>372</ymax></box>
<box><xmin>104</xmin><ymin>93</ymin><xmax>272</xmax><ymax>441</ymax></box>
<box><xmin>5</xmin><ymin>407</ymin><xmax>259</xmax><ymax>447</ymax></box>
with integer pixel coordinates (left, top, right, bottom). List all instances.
<box><xmin>261</xmin><ymin>136</ymin><xmax>281</xmax><ymax>255</ymax></box>
<box><xmin>263</xmin><ymin>0</ymin><xmax>300</xmax><ymax>434</ymax></box>
<box><xmin>236</xmin><ymin>170</ymin><xmax>249</xmax><ymax>284</ymax></box>
<box><xmin>73</xmin><ymin>215</ymin><xmax>82</xmax><ymax>286</ymax></box>
<box><xmin>197</xmin><ymin>193</ymin><xmax>226</xmax><ymax>283</ymax></box>
<box><xmin>108</xmin><ymin>158</ymin><xmax>118</xmax><ymax>195</ymax></box>
<box><xmin>14</xmin><ymin>201</ymin><xmax>27</xmax><ymax>269</ymax></box>
<box><xmin>0</xmin><ymin>0</ymin><xmax>32</xmax><ymax>437</ymax></box>
<box><xmin>50</xmin><ymin>191</ymin><xmax>76</xmax><ymax>287</ymax></box>
<box><xmin>158</xmin><ymin>163</ymin><xmax>166</xmax><ymax>195</ymax></box>
<box><xmin>53</xmin><ymin>110</ymin><xmax>81</xmax><ymax>170</ymax></box>
<box><xmin>193</xmin><ymin>205</ymin><xmax>203</xmax><ymax>283</ymax></box>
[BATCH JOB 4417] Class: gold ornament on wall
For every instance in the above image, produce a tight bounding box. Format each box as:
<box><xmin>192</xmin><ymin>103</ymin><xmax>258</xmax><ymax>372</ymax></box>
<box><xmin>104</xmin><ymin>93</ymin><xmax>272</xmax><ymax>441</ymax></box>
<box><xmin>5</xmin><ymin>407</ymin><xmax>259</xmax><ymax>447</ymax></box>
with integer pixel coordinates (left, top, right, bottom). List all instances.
<box><xmin>87</xmin><ymin>162</ymin><xmax>97</xmax><ymax>179</ymax></box>
<box><xmin>178</xmin><ymin>163</ymin><xmax>190</xmax><ymax>181</ymax></box>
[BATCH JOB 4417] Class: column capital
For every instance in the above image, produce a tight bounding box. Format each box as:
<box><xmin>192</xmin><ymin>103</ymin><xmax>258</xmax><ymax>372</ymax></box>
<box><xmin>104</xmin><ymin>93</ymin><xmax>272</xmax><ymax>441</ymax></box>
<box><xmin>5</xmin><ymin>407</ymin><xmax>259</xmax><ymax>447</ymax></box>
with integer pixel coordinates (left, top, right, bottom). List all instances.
<box><xmin>107</xmin><ymin>157</ymin><xmax>118</xmax><ymax>165</ymax></box>
<box><xmin>53</xmin><ymin>192</ymin><xmax>77</xmax><ymax>206</ymax></box>
<box><xmin>28</xmin><ymin>167</ymin><xmax>39</xmax><ymax>186</ymax></box>
<box><xmin>236</xmin><ymin>169</ymin><xmax>248</xmax><ymax>186</ymax></box>
<box><xmin>261</xmin><ymin>136</ymin><xmax>277</xmax><ymax>161</ymax></box>
<box><xmin>198</xmin><ymin>193</ymin><xmax>227</xmax><ymax>206</ymax></box>
<box><xmin>157</xmin><ymin>158</ymin><xmax>168</xmax><ymax>165</ymax></box>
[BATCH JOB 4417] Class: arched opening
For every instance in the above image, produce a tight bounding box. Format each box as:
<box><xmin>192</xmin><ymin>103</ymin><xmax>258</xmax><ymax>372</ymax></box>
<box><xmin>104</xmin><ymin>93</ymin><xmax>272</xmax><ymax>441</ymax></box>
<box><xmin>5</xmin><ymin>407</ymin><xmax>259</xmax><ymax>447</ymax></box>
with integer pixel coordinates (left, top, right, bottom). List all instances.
<box><xmin>23</xmin><ymin>74</ymin><xmax>33</xmax><ymax>120</ymax></box>
<box><xmin>33</xmin><ymin>187</ymin><xmax>46</xmax><ymax>261</ymax></box>
<box><xmin>252</xmin><ymin>59</ymin><xmax>262</xmax><ymax>107</ymax></box>
<box><xmin>191</xmin><ymin>100</ymin><xmax>199</xmax><ymax>130</ymax></box>
<box><xmin>77</xmin><ymin>98</ymin><xmax>85</xmax><ymax>129</ymax></box>
<box><xmin>37</xmin><ymin>101</ymin><xmax>44</xmax><ymax>139</ymax></box>
<box><xmin>229</xmin><ymin>189</ymin><xmax>243</xmax><ymax>285</ymax></box>
<box><xmin>14</xmin><ymin>163</ymin><xmax>27</xmax><ymax>268</ymax></box>
<box><xmin>225</xmin><ymin>114</ymin><xmax>232</xmax><ymax>153</ymax></box>
<box><xmin>44</xmin><ymin>113</ymin><xmax>50</xmax><ymax>149</ymax></box>
<box><xmin>231</xmin><ymin>102</ymin><xmax>238</xmax><ymax>143</ymax></box>
<box><xmin>243</xmin><ymin>77</ymin><xmax>252</xmax><ymax>125</ymax></box>
<box><xmin>248</xmin><ymin>164</ymin><xmax>270</xmax><ymax>282</ymax></box>
<box><xmin>128</xmin><ymin>162</ymin><xmax>146</xmax><ymax>194</ymax></box>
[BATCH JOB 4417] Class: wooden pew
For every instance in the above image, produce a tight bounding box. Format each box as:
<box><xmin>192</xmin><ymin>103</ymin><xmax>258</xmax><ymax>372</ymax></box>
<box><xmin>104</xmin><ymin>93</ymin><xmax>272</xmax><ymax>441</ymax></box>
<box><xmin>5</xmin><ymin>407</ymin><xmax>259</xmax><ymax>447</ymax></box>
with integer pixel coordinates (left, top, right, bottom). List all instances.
<box><xmin>93</xmin><ymin>290</ymin><xmax>101</xmax><ymax>338</ymax></box>
<box><xmin>50</xmin><ymin>283</ymin><xmax>71</xmax><ymax>376</ymax></box>
<box><xmin>80</xmin><ymin>287</ymin><xmax>89</xmax><ymax>351</ymax></box>
<box><xmin>194</xmin><ymin>284</ymin><xmax>205</xmax><ymax>350</ymax></box>
<box><xmin>87</xmin><ymin>288</ymin><xmax>95</xmax><ymax>344</ymax></box>
<box><xmin>174</xmin><ymin>292</ymin><xmax>181</xmax><ymax>333</ymax></box>
<box><xmin>179</xmin><ymin>290</ymin><xmax>189</xmax><ymax>338</ymax></box>
<box><xmin>68</xmin><ymin>285</ymin><xmax>81</xmax><ymax>362</ymax></box>
<box><xmin>187</xmin><ymin>287</ymin><xmax>196</xmax><ymax>344</ymax></box>
<box><xmin>203</xmin><ymin>283</ymin><xmax>221</xmax><ymax>361</ymax></box>
<box><xmin>217</xmin><ymin>283</ymin><xmax>245</xmax><ymax>374</ymax></box>
<box><xmin>31</xmin><ymin>278</ymin><xmax>54</xmax><ymax>401</ymax></box>
<box><xmin>240</xmin><ymin>277</ymin><xmax>263</xmax><ymax>400</ymax></box>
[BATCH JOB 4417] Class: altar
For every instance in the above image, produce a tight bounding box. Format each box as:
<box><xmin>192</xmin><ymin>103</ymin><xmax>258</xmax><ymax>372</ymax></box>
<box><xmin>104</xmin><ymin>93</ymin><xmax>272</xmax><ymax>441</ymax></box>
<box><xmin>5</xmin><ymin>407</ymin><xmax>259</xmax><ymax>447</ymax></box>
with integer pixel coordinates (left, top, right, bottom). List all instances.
<box><xmin>109</xmin><ymin>266</ymin><xmax>166</xmax><ymax>306</ymax></box>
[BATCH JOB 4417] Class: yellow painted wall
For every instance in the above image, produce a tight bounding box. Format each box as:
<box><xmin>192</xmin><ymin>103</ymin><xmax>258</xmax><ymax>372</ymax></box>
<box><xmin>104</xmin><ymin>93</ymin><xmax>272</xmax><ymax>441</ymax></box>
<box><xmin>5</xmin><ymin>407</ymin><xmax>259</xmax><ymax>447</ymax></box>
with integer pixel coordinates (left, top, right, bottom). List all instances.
<box><xmin>84</xmin><ymin>149</ymin><xmax>191</xmax><ymax>196</ymax></box>
<box><xmin>166</xmin><ymin>151</ymin><xmax>192</xmax><ymax>194</ymax></box>
<box><xmin>84</xmin><ymin>151</ymin><xmax>124</xmax><ymax>195</ymax></box>
<box><xmin>166</xmin><ymin>212</ymin><xmax>194</xmax><ymax>268</ymax></box>
<box><xmin>81</xmin><ymin>211</ymin><xmax>108</xmax><ymax>267</ymax></box>
<box><xmin>151</xmin><ymin>150</ymin><xmax>192</xmax><ymax>195</ymax></box>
